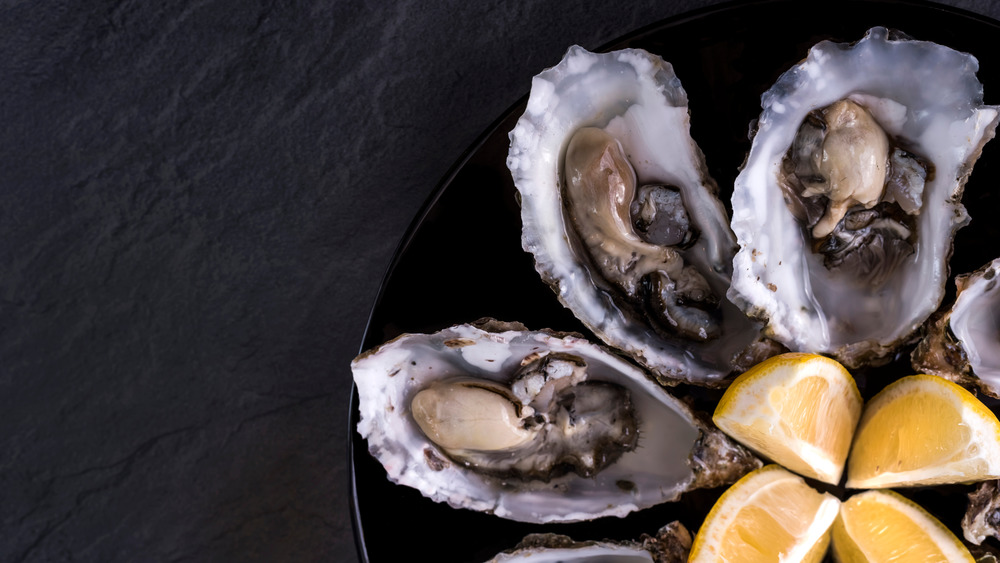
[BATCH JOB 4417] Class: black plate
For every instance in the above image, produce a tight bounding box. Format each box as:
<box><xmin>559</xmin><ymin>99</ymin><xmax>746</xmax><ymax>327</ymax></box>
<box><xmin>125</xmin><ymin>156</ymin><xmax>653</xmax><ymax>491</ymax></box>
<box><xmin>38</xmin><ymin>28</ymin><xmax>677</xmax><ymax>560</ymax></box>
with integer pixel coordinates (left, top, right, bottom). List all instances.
<box><xmin>350</xmin><ymin>1</ymin><xmax>1000</xmax><ymax>561</ymax></box>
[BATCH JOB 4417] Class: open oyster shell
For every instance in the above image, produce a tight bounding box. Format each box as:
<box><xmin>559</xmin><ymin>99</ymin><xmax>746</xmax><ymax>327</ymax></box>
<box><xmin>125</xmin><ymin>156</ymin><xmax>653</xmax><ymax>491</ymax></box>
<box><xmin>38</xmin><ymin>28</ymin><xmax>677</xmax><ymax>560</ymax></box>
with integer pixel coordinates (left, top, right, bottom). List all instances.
<box><xmin>729</xmin><ymin>27</ymin><xmax>999</xmax><ymax>368</ymax></box>
<box><xmin>486</xmin><ymin>522</ymin><xmax>691</xmax><ymax>563</ymax></box>
<box><xmin>964</xmin><ymin>480</ymin><xmax>1000</xmax><ymax>546</ymax></box>
<box><xmin>913</xmin><ymin>257</ymin><xmax>1000</xmax><ymax>398</ymax></box>
<box><xmin>508</xmin><ymin>46</ymin><xmax>767</xmax><ymax>387</ymax></box>
<box><xmin>351</xmin><ymin>319</ymin><xmax>759</xmax><ymax>523</ymax></box>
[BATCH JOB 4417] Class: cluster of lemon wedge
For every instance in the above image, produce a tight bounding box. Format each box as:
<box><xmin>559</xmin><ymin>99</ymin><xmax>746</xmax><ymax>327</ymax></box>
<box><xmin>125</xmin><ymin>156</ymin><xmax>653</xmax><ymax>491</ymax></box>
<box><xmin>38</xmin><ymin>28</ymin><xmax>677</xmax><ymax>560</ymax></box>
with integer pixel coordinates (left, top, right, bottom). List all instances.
<box><xmin>688</xmin><ymin>353</ymin><xmax>1000</xmax><ymax>562</ymax></box>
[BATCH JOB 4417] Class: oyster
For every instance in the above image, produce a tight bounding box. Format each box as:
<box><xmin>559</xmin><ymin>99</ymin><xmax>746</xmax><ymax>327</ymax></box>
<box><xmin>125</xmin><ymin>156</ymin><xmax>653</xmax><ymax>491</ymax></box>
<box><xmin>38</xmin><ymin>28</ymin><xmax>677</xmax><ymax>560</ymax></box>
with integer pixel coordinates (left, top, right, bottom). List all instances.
<box><xmin>351</xmin><ymin>319</ymin><xmax>760</xmax><ymax>523</ymax></box>
<box><xmin>964</xmin><ymin>480</ymin><xmax>1000</xmax><ymax>545</ymax></box>
<box><xmin>913</xmin><ymin>257</ymin><xmax>1000</xmax><ymax>397</ymax></box>
<box><xmin>729</xmin><ymin>27</ymin><xmax>999</xmax><ymax>368</ymax></box>
<box><xmin>507</xmin><ymin>46</ymin><xmax>767</xmax><ymax>387</ymax></box>
<box><xmin>486</xmin><ymin>522</ymin><xmax>691</xmax><ymax>562</ymax></box>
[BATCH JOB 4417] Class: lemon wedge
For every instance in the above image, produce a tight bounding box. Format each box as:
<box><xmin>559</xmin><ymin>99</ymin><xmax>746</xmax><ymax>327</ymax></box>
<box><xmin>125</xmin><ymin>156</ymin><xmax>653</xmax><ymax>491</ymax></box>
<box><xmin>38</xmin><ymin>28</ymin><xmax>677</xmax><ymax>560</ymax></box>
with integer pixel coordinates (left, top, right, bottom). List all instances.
<box><xmin>713</xmin><ymin>353</ymin><xmax>862</xmax><ymax>484</ymax></box>
<box><xmin>688</xmin><ymin>464</ymin><xmax>840</xmax><ymax>562</ymax></box>
<box><xmin>846</xmin><ymin>374</ymin><xmax>1000</xmax><ymax>489</ymax></box>
<box><xmin>831</xmin><ymin>489</ymin><xmax>974</xmax><ymax>562</ymax></box>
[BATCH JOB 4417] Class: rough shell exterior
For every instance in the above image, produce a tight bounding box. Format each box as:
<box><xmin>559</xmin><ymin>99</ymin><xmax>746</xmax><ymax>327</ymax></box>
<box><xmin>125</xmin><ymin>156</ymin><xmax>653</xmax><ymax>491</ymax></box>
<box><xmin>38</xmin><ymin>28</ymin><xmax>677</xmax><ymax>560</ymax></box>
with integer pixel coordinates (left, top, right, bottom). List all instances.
<box><xmin>964</xmin><ymin>480</ymin><xmax>1000</xmax><ymax>546</ymax></box>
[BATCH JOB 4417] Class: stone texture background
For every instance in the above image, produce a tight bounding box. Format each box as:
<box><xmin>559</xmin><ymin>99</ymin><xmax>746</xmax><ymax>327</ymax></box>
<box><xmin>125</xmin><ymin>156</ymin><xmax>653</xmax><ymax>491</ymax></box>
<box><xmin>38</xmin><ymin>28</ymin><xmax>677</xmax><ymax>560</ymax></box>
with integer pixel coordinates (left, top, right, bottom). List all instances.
<box><xmin>3</xmin><ymin>1</ymin><xmax>1000</xmax><ymax>561</ymax></box>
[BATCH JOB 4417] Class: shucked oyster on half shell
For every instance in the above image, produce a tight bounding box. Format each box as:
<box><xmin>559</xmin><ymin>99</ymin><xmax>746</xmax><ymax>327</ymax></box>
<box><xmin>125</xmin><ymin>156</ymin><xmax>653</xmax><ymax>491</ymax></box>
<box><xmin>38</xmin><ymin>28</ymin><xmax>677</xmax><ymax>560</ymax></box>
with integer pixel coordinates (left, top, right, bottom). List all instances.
<box><xmin>964</xmin><ymin>480</ymin><xmax>1000</xmax><ymax>546</ymax></box>
<box><xmin>485</xmin><ymin>522</ymin><xmax>691</xmax><ymax>563</ymax></box>
<box><xmin>913</xmin><ymin>257</ymin><xmax>1000</xmax><ymax>398</ymax></box>
<box><xmin>729</xmin><ymin>27</ymin><xmax>1000</xmax><ymax>368</ymax></box>
<box><xmin>351</xmin><ymin>319</ymin><xmax>759</xmax><ymax>524</ymax></box>
<box><xmin>507</xmin><ymin>46</ymin><xmax>769</xmax><ymax>388</ymax></box>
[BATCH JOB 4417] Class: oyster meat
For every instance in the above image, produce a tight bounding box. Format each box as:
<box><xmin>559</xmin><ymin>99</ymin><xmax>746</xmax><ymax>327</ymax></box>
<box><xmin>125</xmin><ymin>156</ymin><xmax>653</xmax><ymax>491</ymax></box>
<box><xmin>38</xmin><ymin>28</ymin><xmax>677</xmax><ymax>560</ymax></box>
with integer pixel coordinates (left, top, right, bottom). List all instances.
<box><xmin>729</xmin><ymin>27</ymin><xmax>999</xmax><ymax>368</ymax></box>
<box><xmin>508</xmin><ymin>46</ymin><xmax>767</xmax><ymax>387</ymax></box>
<box><xmin>351</xmin><ymin>319</ymin><xmax>760</xmax><ymax>523</ymax></box>
<box><xmin>913</xmin><ymin>257</ymin><xmax>1000</xmax><ymax>397</ymax></box>
<box><xmin>486</xmin><ymin>522</ymin><xmax>691</xmax><ymax>563</ymax></box>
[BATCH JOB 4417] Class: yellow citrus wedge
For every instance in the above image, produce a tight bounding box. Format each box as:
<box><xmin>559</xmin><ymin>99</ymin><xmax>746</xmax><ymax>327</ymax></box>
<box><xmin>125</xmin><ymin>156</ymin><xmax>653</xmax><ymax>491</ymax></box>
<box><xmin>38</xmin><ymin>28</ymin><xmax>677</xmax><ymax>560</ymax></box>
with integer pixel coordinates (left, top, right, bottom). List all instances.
<box><xmin>846</xmin><ymin>374</ymin><xmax>1000</xmax><ymax>489</ymax></box>
<box><xmin>831</xmin><ymin>490</ymin><xmax>974</xmax><ymax>562</ymax></box>
<box><xmin>688</xmin><ymin>464</ymin><xmax>840</xmax><ymax>562</ymax></box>
<box><xmin>713</xmin><ymin>353</ymin><xmax>862</xmax><ymax>484</ymax></box>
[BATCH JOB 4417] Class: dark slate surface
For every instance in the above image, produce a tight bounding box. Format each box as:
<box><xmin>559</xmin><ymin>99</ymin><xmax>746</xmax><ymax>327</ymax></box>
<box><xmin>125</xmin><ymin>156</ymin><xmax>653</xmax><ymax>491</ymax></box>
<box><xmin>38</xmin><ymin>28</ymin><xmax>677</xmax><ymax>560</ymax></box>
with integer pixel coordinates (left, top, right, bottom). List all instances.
<box><xmin>3</xmin><ymin>1</ymin><xmax>1000</xmax><ymax>561</ymax></box>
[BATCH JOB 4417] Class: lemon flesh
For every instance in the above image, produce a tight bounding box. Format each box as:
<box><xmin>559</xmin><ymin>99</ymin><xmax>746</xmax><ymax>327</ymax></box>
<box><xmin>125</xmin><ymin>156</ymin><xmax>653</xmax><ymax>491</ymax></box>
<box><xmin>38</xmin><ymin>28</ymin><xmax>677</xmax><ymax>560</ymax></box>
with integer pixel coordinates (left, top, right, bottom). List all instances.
<box><xmin>847</xmin><ymin>374</ymin><xmax>1000</xmax><ymax>489</ymax></box>
<box><xmin>689</xmin><ymin>464</ymin><xmax>839</xmax><ymax>562</ymax></box>
<box><xmin>831</xmin><ymin>490</ymin><xmax>974</xmax><ymax>562</ymax></box>
<box><xmin>714</xmin><ymin>353</ymin><xmax>862</xmax><ymax>484</ymax></box>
